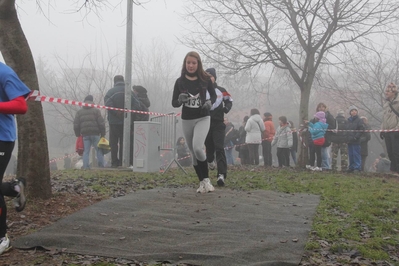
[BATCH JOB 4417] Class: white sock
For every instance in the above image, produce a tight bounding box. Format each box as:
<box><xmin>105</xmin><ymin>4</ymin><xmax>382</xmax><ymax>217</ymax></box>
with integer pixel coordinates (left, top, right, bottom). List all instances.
<box><xmin>14</xmin><ymin>185</ymin><xmax>20</xmax><ymax>193</ymax></box>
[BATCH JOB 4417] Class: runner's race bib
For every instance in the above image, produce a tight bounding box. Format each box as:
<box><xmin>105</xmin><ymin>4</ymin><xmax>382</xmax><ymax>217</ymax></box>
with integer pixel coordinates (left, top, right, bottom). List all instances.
<box><xmin>184</xmin><ymin>93</ymin><xmax>200</xmax><ymax>108</ymax></box>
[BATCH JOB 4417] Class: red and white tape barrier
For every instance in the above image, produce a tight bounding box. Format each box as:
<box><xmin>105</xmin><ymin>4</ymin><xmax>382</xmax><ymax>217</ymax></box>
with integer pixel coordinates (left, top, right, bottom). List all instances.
<box><xmin>27</xmin><ymin>91</ymin><xmax>399</xmax><ymax>160</ymax></box>
<box><xmin>28</xmin><ymin>91</ymin><xmax>174</xmax><ymax>117</ymax></box>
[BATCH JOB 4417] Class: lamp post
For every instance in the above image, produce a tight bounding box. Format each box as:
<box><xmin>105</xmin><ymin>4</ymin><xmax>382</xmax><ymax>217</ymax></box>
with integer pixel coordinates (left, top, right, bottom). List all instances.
<box><xmin>123</xmin><ymin>0</ymin><xmax>133</xmax><ymax>167</ymax></box>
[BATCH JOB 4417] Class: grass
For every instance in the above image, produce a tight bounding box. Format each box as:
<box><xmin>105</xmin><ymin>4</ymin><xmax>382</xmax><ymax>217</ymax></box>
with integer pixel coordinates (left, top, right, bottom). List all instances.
<box><xmin>58</xmin><ymin>166</ymin><xmax>399</xmax><ymax>264</ymax></box>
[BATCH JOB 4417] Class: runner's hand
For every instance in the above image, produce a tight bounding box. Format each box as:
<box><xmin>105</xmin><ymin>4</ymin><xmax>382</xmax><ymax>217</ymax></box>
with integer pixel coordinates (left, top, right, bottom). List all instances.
<box><xmin>201</xmin><ymin>100</ymin><xmax>212</xmax><ymax>111</ymax></box>
<box><xmin>178</xmin><ymin>93</ymin><xmax>189</xmax><ymax>104</ymax></box>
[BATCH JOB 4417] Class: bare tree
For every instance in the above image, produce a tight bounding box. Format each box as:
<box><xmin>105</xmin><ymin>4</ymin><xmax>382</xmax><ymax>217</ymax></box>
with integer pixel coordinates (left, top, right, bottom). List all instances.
<box><xmin>0</xmin><ymin>0</ymin><xmax>142</xmax><ymax>199</ymax></box>
<box><xmin>132</xmin><ymin>39</ymin><xmax>179</xmax><ymax>114</ymax></box>
<box><xmin>36</xmin><ymin>52</ymin><xmax>123</xmax><ymax>158</ymax></box>
<box><xmin>0</xmin><ymin>1</ymin><xmax>52</xmax><ymax>198</ymax></box>
<box><xmin>36</xmin><ymin>40</ymin><xmax>180</xmax><ymax>163</ymax></box>
<box><xmin>320</xmin><ymin>43</ymin><xmax>399</xmax><ymax>152</ymax></box>
<box><xmin>182</xmin><ymin>0</ymin><xmax>399</xmax><ymax>166</ymax></box>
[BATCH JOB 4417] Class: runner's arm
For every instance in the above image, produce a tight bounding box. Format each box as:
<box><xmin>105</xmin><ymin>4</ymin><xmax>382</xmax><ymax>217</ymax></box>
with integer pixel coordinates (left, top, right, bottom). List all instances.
<box><xmin>0</xmin><ymin>96</ymin><xmax>28</xmax><ymax>114</ymax></box>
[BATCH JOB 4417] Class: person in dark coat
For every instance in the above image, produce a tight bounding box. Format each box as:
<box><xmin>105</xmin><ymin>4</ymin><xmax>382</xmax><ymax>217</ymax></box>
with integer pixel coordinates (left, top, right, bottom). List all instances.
<box><xmin>237</xmin><ymin>116</ymin><xmax>250</xmax><ymax>165</ymax></box>
<box><xmin>224</xmin><ymin>117</ymin><xmax>237</xmax><ymax>166</ymax></box>
<box><xmin>132</xmin><ymin>85</ymin><xmax>151</xmax><ymax>121</ymax></box>
<box><xmin>204</xmin><ymin>68</ymin><xmax>233</xmax><ymax>186</ymax></box>
<box><xmin>105</xmin><ymin>75</ymin><xmax>125</xmax><ymax>167</ymax></box>
<box><xmin>63</xmin><ymin>153</ymin><xmax>72</xmax><ymax>169</ymax></box>
<box><xmin>346</xmin><ymin>105</ymin><xmax>365</xmax><ymax>173</ymax></box>
<box><xmin>330</xmin><ymin>110</ymin><xmax>349</xmax><ymax>171</ymax></box>
<box><xmin>360</xmin><ymin>116</ymin><xmax>371</xmax><ymax>171</ymax></box>
<box><xmin>104</xmin><ymin>75</ymin><xmax>140</xmax><ymax>167</ymax></box>
<box><xmin>49</xmin><ymin>158</ymin><xmax>58</xmax><ymax>171</ymax></box>
<box><xmin>73</xmin><ymin>95</ymin><xmax>106</xmax><ymax>169</ymax></box>
<box><xmin>289</xmin><ymin>121</ymin><xmax>298</xmax><ymax>165</ymax></box>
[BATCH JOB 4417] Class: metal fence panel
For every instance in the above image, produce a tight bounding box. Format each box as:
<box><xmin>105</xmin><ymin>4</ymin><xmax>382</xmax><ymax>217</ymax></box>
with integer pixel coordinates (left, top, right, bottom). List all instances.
<box><xmin>150</xmin><ymin>113</ymin><xmax>187</xmax><ymax>174</ymax></box>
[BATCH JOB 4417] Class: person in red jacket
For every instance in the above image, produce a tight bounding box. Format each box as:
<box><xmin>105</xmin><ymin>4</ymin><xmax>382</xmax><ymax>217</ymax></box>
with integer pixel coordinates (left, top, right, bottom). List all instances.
<box><xmin>262</xmin><ymin>112</ymin><xmax>275</xmax><ymax>167</ymax></box>
<box><xmin>0</xmin><ymin>62</ymin><xmax>31</xmax><ymax>255</ymax></box>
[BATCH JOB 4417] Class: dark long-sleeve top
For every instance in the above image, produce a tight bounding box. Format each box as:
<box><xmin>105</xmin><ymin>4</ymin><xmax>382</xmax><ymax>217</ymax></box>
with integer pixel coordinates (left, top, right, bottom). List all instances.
<box><xmin>360</xmin><ymin>124</ymin><xmax>371</xmax><ymax>156</ymax></box>
<box><xmin>210</xmin><ymin>84</ymin><xmax>233</xmax><ymax>123</ymax></box>
<box><xmin>104</xmin><ymin>81</ymin><xmax>140</xmax><ymax>125</ymax></box>
<box><xmin>172</xmin><ymin>76</ymin><xmax>216</xmax><ymax>120</ymax></box>
<box><xmin>291</xmin><ymin>131</ymin><xmax>298</xmax><ymax>152</ymax></box>
<box><xmin>176</xmin><ymin>143</ymin><xmax>190</xmax><ymax>159</ymax></box>
<box><xmin>347</xmin><ymin>115</ymin><xmax>365</xmax><ymax>144</ymax></box>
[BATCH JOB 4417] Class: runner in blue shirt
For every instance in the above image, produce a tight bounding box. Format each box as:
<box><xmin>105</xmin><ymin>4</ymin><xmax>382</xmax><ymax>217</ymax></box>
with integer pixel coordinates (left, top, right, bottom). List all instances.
<box><xmin>0</xmin><ymin>62</ymin><xmax>31</xmax><ymax>255</ymax></box>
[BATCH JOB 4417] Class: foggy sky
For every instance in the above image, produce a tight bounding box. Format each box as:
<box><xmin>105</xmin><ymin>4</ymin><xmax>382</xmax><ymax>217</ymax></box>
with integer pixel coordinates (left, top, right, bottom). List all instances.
<box><xmin>15</xmin><ymin>1</ymin><xmax>189</xmax><ymax>67</ymax></box>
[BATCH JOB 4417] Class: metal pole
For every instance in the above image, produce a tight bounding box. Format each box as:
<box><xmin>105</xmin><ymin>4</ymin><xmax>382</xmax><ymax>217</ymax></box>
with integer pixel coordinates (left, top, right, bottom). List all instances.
<box><xmin>123</xmin><ymin>0</ymin><xmax>133</xmax><ymax>167</ymax></box>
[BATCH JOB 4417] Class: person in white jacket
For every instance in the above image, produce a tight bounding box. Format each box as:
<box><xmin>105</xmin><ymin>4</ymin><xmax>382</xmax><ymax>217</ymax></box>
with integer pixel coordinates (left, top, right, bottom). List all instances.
<box><xmin>245</xmin><ymin>108</ymin><xmax>265</xmax><ymax>165</ymax></box>
<box><xmin>272</xmin><ymin>116</ymin><xmax>293</xmax><ymax>167</ymax></box>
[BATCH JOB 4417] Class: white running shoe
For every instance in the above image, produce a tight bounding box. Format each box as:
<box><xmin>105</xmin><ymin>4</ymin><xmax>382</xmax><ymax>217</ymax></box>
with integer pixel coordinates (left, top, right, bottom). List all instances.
<box><xmin>0</xmin><ymin>235</ymin><xmax>11</xmax><ymax>255</ymax></box>
<box><xmin>203</xmin><ymin>178</ymin><xmax>215</xmax><ymax>192</ymax></box>
<box><xmin>312</xmin><ymin>167</ymin><xmax>322</xmax><ymax>171</ymax></box>
<box><xmin>306</xmin><ymin>165</ymin><xmax>312</xmax><ymax>169</ymax></box>
<box><xmin>208</xmin><ymin>162</ymin><xmax>216</xmax><ymax>170</ymax></box>
<box><xmin>196</xmin><ymin>181</ymin><xmax>206</xmax><ymax>193</ymax></box>
<box><xmin>217</xmin><ymin>174</ymin><xmax>225</xmax><ymax>186</ymax></box>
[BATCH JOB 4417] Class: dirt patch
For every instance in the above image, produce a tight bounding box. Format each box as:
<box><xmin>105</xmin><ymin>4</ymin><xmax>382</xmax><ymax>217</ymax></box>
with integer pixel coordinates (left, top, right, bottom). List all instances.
<box><xmin>2</xmin><ymin>192</ymin><xmax>107</xmax><ymax>266</ymax></box>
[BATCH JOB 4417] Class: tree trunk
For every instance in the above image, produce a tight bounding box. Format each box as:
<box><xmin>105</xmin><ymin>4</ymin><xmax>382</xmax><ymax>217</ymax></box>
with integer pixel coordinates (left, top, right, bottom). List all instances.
<box><xmin>297</xmin><ymin>84</ymin><xmax>311</xmax><ymax>168</ymax></box>
<box><xmin>0</xmin><ymin>1</ymin><xmax>52</xmax><ymax>199</ymax></box>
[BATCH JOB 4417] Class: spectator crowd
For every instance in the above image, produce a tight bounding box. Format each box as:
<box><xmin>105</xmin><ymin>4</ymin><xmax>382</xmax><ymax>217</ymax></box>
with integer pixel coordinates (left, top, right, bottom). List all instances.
<box><xmin>68</xmin><ymin>52</ymin><xmax>398</xmax><ymax>193</ymax></box>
